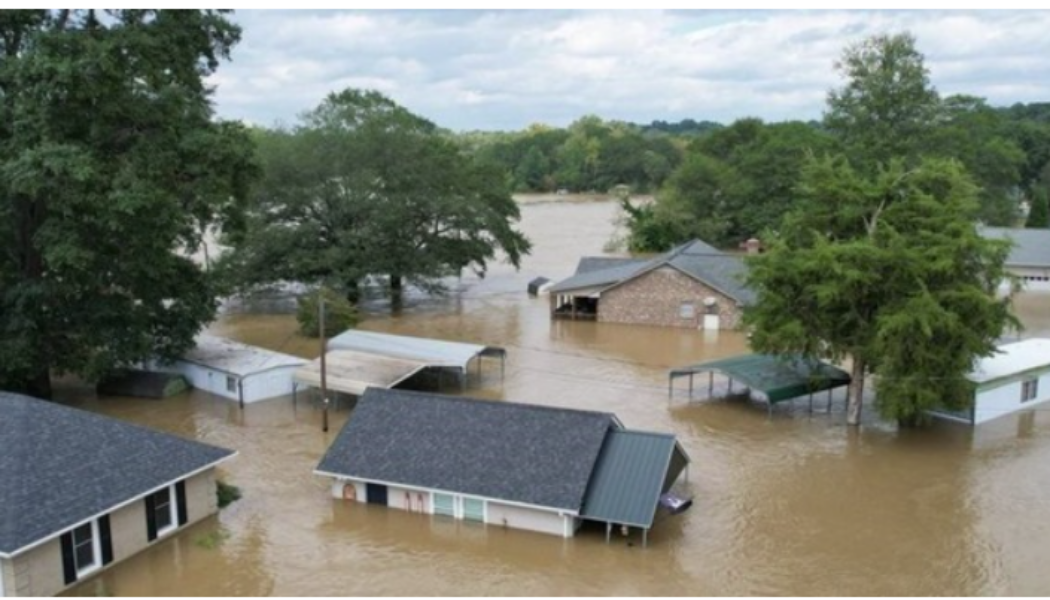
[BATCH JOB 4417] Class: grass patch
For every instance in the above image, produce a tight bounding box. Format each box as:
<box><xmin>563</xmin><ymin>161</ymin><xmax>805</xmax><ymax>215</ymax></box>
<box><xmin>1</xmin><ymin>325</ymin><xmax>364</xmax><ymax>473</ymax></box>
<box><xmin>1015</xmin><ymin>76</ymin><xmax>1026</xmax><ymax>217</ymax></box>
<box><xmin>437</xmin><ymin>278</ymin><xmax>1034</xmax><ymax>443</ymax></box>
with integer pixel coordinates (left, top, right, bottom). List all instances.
<box><xmin>194</xmin><ymin>529</ymin><xmax>230</xmax><ymax>550</ymax></box>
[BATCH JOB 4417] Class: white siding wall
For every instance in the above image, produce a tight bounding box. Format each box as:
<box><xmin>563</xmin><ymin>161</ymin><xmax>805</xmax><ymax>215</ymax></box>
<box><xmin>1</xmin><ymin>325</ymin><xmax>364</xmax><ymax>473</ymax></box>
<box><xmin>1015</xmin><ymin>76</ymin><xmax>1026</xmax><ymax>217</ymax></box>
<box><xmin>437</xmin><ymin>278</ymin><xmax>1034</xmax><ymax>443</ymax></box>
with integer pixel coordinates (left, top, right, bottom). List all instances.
<box><xmin>329</xmin><ymin>478</ymin><xmax>570</xmax><ymax>537</ymax></box>
<box><xmin>240</xmin><ymin>367</ymin><xmax>300</xmax><ymax>403</ymax></box>
<box><xmin>975</xmin><ymin>371</ymin><xmax>1050</xmax><ymax>424</ymax></box>
<box><xmin>486</xmin><ymin>502</ymin><xmax>569</xmax><ymax>537</ymax></box>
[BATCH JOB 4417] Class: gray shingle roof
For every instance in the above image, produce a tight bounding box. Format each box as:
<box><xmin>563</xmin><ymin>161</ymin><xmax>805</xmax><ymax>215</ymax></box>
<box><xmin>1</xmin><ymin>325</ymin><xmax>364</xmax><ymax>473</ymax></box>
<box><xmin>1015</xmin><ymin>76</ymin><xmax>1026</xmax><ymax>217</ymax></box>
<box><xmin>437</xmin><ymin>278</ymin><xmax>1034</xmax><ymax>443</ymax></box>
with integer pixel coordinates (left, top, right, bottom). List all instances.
<box><xmin>549</xmin><ymin>239</ymin><xmax>755</xmax><ymax>304</ymax></box>
<box><xmin>580</xmin><ymin>430</ymin><xmax>685</xmax><ymax>528</ymax></box>
<box><xmin>0</xmin><ymin>392</ymin><xmax>235</xmax><ymax>556</ymax></box>
<box><xmin>980</xmin><ymin>226</ymin><xmax>1050</xmax><ymax>268</ymax></box>
<box><xmin>316</xmin><ymin>389</ymin><xmax>615</xmax><ymax>511</ymax></box>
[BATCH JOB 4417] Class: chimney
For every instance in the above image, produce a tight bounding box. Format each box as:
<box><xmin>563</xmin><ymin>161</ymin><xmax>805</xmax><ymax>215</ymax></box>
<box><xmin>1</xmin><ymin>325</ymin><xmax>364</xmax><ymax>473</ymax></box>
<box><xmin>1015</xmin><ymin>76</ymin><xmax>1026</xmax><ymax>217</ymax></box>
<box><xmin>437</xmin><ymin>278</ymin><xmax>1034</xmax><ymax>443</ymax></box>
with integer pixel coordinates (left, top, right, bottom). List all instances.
<box><xmin>742</xmin><ymin>237</ymin><xmax>762</xmax><ymax>255</ymax></box>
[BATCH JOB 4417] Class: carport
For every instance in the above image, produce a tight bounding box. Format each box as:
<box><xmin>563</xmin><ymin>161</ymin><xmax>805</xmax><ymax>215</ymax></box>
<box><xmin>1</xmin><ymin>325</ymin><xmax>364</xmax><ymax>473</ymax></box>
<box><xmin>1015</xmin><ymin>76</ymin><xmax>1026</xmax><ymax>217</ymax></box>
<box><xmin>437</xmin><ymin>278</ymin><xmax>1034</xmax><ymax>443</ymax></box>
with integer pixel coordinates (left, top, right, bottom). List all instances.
<box><xmin>668</xmin><ymin>353</ymin><xmax>852</xmax><ymax>415</ymax></box>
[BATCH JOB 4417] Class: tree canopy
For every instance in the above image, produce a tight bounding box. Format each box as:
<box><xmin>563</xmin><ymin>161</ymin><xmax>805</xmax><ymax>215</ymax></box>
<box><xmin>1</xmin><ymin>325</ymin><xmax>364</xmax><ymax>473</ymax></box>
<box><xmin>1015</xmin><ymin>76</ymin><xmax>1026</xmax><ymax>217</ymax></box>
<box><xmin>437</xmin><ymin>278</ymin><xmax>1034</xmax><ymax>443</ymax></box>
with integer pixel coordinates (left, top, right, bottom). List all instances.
<box><xmin>0</xmin><ymin>10</ymin><xmax>255</xmax><ymax>398</ymax></box>
<box><xmin>219</xmin><ymin>88</ymin><xmax>531</xmax><ymax>302</ymax></box>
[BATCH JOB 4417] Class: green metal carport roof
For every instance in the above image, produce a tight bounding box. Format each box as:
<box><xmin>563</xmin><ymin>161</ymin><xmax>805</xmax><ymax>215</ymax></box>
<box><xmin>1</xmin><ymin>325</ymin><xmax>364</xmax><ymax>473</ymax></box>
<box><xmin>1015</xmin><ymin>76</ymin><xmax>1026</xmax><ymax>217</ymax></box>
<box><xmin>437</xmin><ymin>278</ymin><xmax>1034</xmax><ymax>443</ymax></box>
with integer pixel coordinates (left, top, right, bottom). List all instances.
<box><xmin>669</xmin><ymin>354</ymin><xmax>851</xmax><ymax>404</ymax></box>
<box><xmin>580</xmin><ymin>430</ymin><xmax>689</xmax><ymax>529</ymax></box>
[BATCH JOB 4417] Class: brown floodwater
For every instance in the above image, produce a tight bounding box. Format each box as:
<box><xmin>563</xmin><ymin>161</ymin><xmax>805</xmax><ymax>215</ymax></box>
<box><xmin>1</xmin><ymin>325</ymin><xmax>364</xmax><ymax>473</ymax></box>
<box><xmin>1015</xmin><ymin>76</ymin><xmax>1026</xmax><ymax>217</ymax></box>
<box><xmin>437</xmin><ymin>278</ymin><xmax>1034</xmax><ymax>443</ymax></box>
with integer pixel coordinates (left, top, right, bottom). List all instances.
<box><xmin>58</xmin><ymin>197</ymin><xmax>1050</xmax><ymax>596</ymax></box>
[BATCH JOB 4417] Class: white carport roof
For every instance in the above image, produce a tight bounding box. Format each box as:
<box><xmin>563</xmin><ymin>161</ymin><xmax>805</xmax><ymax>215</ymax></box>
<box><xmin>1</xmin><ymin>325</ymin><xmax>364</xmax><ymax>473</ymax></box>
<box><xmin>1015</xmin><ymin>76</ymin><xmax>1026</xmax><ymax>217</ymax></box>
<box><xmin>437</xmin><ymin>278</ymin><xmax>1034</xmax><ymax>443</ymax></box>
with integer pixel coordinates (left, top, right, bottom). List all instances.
<box><xmin>294</xmin><ymin>350</ymin><xmax>428</xmax><ymax>396</ymax></box>
<box><xmin>295</xmin><ymin>330</ymin><xmax>506</xmax><ymax>396</ymax></box>
<box><xmin>326</xmin><ymin>330</ymin><xmax>503</xmax><ymax>371</ymax></box>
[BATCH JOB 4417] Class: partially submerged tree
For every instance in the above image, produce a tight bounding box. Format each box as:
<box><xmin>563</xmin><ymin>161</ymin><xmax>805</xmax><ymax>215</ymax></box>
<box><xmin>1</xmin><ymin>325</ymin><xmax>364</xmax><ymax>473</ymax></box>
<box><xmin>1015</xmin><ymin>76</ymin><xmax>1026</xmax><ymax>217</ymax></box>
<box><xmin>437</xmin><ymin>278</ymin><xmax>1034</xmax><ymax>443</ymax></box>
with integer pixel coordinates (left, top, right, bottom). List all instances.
<box><xmin>745</xmin><ymin>157</ymin><xmax>1017</xmax><ymax>426</ymax></box>
<box><xmin>0</xmin><ymin>10</ymin><xmax>255</xmax><ymax>397</ymax></box>
<box><xmin>220</xmin><ymin>89</ymin><xmax>531</xmax><ymax>303</ymax></box>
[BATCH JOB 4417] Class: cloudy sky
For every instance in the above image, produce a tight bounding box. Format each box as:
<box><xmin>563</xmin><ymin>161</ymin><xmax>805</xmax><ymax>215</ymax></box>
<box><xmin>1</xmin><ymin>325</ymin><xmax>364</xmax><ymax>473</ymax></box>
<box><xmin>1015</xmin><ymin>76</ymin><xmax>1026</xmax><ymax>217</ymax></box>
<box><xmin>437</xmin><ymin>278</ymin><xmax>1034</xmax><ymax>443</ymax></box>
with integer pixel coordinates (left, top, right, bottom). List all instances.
<box><xmin>209</xmin><ymin>10</ymin><xmax>1050</xmax><ymax>131</ymax></box>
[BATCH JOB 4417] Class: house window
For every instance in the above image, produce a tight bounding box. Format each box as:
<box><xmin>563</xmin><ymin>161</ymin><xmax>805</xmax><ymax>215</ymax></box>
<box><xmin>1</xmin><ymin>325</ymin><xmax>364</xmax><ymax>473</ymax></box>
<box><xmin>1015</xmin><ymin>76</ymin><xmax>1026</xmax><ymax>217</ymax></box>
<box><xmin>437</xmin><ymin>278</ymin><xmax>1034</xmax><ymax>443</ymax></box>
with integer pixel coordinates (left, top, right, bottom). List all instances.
<box><xmin>71</xmin><ymin>521</ymin><xmax>99</xmax><ymax>576</ymax></box>
<box><xmin>433</xmin><ymin>493</ymin><xmax>455</xmax><ymax>517</ymax></box>
<box><xmin>1022</xmin><ymin>379</ymin><xmax>1039</xmax><ymax>403</ymax></box>
<box><xmin>145</xmin><ymin>482</ymin><xmax>186</xmax><ymax>541</ymax></box>
<box><xmin>679</xmin><ymin>302</ymin><xmax>696</xmax><ymax>319</ymax></box>
<box><xmin>152</xmin><ymin>486</ymin><xmax>176</xmax><ymax>535</ymax></box>
<box><xmin>226</xmin><ymin>376</ymin><xmax>237</xmax><ymax>393</ymax></box>
<box><xmin>462</xmin><ymin>497</ymin><xmax>485</xmax><ymax>522</ymax></box>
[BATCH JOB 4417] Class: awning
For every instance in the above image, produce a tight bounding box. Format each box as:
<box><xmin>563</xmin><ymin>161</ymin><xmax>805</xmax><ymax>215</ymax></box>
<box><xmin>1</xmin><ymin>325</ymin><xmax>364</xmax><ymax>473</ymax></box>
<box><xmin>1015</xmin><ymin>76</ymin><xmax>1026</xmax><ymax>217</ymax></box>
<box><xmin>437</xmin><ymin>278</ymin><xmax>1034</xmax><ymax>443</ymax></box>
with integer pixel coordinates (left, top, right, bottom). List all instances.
<box><xmin>669</xmin><ymin>353</ymin><xmax>851</xmax><ymax>404</ymax></box>
<box><xmin>294</xmin><ymin>350</ymin><xmax>428</xmax><ymax>396</ymax></box>
<box><xmin>580</xmin><ymin>430</ymin><xmax>689</xmax><ymax>529</ymax></box>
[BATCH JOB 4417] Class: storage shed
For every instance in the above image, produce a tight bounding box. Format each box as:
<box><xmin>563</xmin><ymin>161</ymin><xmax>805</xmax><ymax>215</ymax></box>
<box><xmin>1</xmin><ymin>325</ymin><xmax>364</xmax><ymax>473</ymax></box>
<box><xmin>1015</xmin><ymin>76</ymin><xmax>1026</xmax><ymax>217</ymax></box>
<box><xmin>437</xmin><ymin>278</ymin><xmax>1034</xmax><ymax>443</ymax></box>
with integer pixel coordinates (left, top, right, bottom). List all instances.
<box><xmin>152</xmin><ymin>333</ymin><xmax>306</xmax><ymax>405</ymax></box>
<box><xmin>930</xmin><ymin>338</ymin><xmax>1050</xmax><ymax>425</ymax></box>
<box><xmin>315</xmin><ymin>389</ymin><xmax>690</xmax><ymax>544</ymax></box>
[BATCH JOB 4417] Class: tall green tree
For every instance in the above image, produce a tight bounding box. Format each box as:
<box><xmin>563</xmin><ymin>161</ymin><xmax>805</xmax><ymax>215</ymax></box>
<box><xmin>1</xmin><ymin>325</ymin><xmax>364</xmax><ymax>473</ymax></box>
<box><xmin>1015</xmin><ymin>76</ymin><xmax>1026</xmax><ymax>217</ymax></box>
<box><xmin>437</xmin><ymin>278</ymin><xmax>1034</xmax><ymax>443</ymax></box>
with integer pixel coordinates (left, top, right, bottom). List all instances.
<box><xmin>0</xmin><ymin>10</ymin><xmax>255</xmax><ymax>398</ymax></box>
<box><xmin>745</xmin><ymin>157</ymin><xmax>1016</xmax><ymax>426</ymax></box>
<box><xmin>1026</xmin><ymin>187</ymin><xmax>1050</xmax><ymax>228</ymax></box>
<box><xmin>824</xmin><ymin>32</ymin><xmax>940</xmax><ymax>171</ymax></box>
<box><xmin>220</xmin><ymin>89</ymin><xmax>530</xmax><ymax>303</ymax></box>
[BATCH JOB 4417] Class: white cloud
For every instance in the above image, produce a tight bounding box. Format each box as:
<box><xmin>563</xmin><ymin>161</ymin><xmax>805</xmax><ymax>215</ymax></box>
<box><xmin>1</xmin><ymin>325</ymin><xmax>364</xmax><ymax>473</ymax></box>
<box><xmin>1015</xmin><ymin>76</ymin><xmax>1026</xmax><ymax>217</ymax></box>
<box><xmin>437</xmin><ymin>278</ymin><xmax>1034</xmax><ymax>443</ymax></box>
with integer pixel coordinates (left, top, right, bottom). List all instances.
<box><xmin>208</xmin><ymin>10</ymin><xmax>1050</xmax><ymax>130</ymax></box>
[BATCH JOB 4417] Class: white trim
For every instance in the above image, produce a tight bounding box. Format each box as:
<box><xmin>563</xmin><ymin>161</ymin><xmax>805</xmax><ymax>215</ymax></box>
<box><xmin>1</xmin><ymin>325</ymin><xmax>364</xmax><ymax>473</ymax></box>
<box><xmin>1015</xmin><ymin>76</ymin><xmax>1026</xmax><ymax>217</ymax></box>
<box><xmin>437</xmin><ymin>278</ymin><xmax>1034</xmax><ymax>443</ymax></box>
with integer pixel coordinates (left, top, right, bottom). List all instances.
<box><xmin>72</xmin><ymin>519</ymin><xmax>101</xmax><ymax>579</ymax></box>
<box><xmin>0</xmin><ymin>453</ymin><xmax>236</xmax><ymax>559</ymax></box>
<box><xmin>151</xmin><ymin>484</ymin><xmax>179</xmax><ymax>539</ymax></box>
<box><xmin>314</xmin><ymin>470</ymin><xmax>578</xmax><ymax>517</ymax></box>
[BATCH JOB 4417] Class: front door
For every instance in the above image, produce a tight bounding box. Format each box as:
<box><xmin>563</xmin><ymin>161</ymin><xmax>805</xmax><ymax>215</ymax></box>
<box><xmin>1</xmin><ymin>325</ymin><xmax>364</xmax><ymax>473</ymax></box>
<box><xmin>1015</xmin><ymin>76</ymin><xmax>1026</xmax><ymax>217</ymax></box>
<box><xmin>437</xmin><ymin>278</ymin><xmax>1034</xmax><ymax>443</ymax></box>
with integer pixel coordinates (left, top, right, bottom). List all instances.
<box><xmin>366</xmin><ymin>483</ymin><xmax>388</xmax><ymax>505</ymax></box>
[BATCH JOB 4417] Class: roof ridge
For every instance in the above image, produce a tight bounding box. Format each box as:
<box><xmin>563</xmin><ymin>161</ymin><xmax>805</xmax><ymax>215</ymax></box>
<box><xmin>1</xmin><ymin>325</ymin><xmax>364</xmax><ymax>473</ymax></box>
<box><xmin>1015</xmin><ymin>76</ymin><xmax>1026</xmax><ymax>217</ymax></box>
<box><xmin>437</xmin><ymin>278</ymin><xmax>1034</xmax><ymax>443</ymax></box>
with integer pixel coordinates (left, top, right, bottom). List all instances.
<box><xmin>362</xmin><ymin>388</ymin><xmax>617</xmax><ymax>420</ymax></box>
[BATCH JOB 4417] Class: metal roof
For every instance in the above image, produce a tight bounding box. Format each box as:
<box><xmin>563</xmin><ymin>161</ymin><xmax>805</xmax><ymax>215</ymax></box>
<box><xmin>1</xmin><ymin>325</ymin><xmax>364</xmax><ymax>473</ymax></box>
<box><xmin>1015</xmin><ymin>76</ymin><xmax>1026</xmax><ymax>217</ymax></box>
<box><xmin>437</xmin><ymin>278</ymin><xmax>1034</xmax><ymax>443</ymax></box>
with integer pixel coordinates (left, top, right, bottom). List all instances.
<box><xmin>670</xmin><ymin>354</ymin><xmax>852</xmax><ymax>403</ymax></box>
<box><xmin>580</xmin><ymin>430</ymin><xmax>689</xmax><ymax>529</ymax></box>
<box><xmin>316</xmin><ymin>389</ymin><xmax>615</xmax><ymax>511</ymax></box>
<box><xmin>0</xmin><ymin>392</ymin><xmax>235</xmax><ymax>557</ymax></box>
<box><xmin>294</xmin><ymin>349</ymin><xmax>429</xmax><ymax>396</ymax></box>
<box><xmin>327</xmin><ymin>330</ymin><xmax>502</xmax><ymax>371</ymax></box>
<box><xmin>176</xmin><ymin>333</ymin><xmax>306</xmax><ymax>377</ymax></box>
<box><xmin>968</xmin><ymin>338</ymin><xmax>1050</xmax><ymax>384</ymax></box>
<box><xmin>548</xmin><ymin>240</ymin><xmax>754</xmax><ymax>304</ymax></box>
<box><xmin>980</xmin><ymin>226</ymin><xmax>1050</xmax><ymax>268</ymax></box>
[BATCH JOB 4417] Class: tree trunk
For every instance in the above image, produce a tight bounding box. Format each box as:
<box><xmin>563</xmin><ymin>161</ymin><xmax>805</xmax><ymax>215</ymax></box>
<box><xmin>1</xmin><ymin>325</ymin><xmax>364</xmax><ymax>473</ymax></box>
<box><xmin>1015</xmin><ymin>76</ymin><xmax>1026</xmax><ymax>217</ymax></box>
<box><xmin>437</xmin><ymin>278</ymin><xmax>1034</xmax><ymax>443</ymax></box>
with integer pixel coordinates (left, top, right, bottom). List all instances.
<box><xmin>26</xmin><ymin>367</ymin><xmax>53</xmax><ymax>400</ymax></box>
<box><xmin>345</xmin><ymin>280</ymin><xmax>359</xmax><ymax>304</ymax></box>
<box><xmin>846</xmin><ymin>358</ymin><xmax>866</xmax><ymax>426</ymax></box>
<box><xmin>390</xmin><ymin>274</ymin><xmax>403</xmax><ymax>313</ymax></box>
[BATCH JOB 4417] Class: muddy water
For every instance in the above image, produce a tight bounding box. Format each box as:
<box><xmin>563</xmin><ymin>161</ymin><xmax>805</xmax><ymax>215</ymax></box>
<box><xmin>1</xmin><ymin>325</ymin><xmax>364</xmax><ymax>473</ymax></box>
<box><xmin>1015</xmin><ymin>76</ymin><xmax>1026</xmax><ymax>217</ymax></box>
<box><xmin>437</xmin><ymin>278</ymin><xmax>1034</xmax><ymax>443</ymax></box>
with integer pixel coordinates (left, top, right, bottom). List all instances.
<box><xmin>61</xmin><ymin>198</ymin><xmax>1050</xmax><ymax>596</ymax></box>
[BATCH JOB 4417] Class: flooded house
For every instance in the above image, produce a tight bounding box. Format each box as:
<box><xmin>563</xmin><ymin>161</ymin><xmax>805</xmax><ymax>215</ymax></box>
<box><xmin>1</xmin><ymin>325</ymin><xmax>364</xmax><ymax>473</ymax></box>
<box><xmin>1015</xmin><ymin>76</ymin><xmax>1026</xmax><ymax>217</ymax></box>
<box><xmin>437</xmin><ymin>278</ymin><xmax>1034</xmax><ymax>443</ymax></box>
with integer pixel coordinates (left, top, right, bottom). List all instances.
<box><xmin>0</xmin><ymin>392</ymin><xmax>235</xmax><ymax>597</ymax></box>
<box><xmin>315</xmin><ymin>389</ymin><xmax>690</xmax><ymax>544</ymax></box>
<box><xmin>930</xmin><ymin>338</ymin><xmax>1050</xmax><ymax>425</ymax></box>
<box><xmin>151</xmin><ymin>333</ymin><xmax>306</xmax><ymax>405</ymax></box>
<box><xmin>548</xmin><ymin>239</ymin><xmax>754</xmax><ymax>330</ymax></box>
<box><xmin>980</xmin><ymin>226</ymin><xmax>1050</xmax><ymax>291</ymax></box>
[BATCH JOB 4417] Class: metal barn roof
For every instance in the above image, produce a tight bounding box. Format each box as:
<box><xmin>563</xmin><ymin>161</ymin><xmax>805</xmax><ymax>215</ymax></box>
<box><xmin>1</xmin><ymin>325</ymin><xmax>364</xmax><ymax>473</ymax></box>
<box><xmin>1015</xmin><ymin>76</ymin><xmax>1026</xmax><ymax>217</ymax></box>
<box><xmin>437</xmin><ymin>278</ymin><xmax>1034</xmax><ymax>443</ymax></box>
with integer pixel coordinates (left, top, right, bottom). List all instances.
<box><xmin>580</xmin><ymin>430</ymin><xmax>689</xmax><ymax>528</ymax></box>
<box><xmin>327</xmin><ymin>330</ymin><xmax>503</xmax><ymax>371</ymax></box>
<box><xmin>670</xmin><ymin>354</ymin><xmax>852</xmax><ymax>403</ymax></box>
<box><xmin>294</xmin><ymin>350</ymin><xmax>429</xmax><ymax>396</ymax></box>
<box><xmin>0</xmin><ymin>392</ymin><xmax>234</xmax><ymax>557</ymax></box>
<box><xmin>179</xmin><ymin>333</ymin><xmax>306</xmax><ymax>377</ymax></box>
<box><xmin>968</xmin><ymin>338</ymin><xmax>1050</xmax><ymax>384</ymax></box>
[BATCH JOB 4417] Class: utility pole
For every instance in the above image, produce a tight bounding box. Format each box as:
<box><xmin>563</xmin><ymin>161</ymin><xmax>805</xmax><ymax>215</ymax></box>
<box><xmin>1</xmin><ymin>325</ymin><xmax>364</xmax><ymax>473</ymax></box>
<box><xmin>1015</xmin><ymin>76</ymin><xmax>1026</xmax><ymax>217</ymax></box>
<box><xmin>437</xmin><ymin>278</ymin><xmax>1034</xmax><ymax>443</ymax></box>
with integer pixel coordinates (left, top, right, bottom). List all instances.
<box><xmin>319</xmin><ymin>291</ymin><xmax>329</xmax><ymax>433</ymax></box>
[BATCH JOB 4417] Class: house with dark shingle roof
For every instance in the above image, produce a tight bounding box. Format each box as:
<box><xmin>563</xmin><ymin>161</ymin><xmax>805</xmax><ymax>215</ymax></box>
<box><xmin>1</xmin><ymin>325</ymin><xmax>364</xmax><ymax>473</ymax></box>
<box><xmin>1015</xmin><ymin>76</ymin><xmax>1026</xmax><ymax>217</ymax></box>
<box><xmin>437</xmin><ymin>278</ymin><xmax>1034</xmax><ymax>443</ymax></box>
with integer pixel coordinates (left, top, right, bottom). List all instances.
<box><xmin>0</xmin><ymin>392</ymin><xmax>235</xmax><ymax>597</ymax></box>
<box><xmin>315</xmin><ymin>388</ymin><xmax>690</xmax><ymax>543</ymax></box>
<box><xmin>548</xmin><ymin>239</ymin><xmax>754</xmax><ymax>329</ymax></box>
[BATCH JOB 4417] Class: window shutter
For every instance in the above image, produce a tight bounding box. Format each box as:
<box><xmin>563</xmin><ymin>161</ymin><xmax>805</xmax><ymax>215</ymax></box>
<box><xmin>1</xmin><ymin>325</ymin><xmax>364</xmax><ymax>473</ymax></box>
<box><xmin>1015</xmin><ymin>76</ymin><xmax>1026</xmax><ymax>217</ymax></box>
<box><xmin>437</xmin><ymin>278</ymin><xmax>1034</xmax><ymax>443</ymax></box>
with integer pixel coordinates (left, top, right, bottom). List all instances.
<box><xmin>60</xmin><ymin>531</ymin><xmax>77</xmax><ymax>585</ymax></box>
<box><xmin>145</xmin><ymin>494</ymin><xmax>158</xmax><ymax>541</ymax></box>
<box><xmin>175</xmin><ymin>481</ymin><xmax>188</xmax><ymax>526</ymax></box>
<box><xmin>99</xmin><ymin>515</ymin><xmax>114</xmax><ymax>566</ymax></box>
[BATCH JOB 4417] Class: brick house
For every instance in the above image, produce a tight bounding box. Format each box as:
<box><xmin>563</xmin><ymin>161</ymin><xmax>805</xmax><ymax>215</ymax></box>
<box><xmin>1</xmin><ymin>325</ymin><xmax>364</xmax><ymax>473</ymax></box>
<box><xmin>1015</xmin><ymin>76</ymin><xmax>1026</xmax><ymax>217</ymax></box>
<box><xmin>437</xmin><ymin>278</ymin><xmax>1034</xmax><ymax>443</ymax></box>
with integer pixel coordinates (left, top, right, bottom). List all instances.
<box><xmin>548</xmin><ymin>239</ymin><xmax>754</xmax><ymax>330</ymax></box>
<box><xmin>0</xmin><ymin>392</ymin><xmax>235</xmax><ymax>597</ymax></box>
